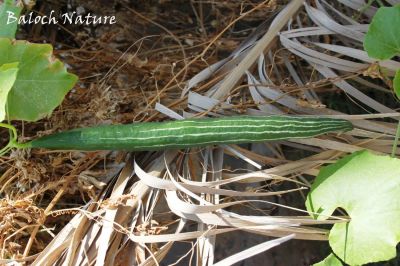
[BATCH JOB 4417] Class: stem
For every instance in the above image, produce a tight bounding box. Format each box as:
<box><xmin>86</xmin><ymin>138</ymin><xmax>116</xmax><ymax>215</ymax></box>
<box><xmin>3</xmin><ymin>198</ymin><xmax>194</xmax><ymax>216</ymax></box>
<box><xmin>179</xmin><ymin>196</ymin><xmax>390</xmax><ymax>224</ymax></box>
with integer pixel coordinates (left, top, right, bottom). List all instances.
<box><xmin>0</xmin><ymin>122</ymin><xmax>17</xmax><ymax>156</ymax></box>
<box><xmin>0</xmin><ymin>122</ymin><xmax>31</xmax><ymax>156</ymax></box>
<box><xmin>391</xmin><ymin>121</ymin><xmax>400</xmax><ymax>157</ymax></box>
<box><xmin>0</xmin><ymin>122</ymin><xmax>17</xmax><ymax>142</ymax></box>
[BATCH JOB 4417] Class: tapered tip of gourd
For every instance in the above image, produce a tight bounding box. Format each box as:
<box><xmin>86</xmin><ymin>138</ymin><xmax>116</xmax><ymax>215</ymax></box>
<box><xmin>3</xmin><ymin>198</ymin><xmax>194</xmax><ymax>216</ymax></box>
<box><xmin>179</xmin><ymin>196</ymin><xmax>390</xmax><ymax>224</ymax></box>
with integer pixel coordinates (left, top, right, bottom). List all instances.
<box><xmin>343</xmin><ymin>120</ymin><xmax>354</xmax><ymax>131</ymax></box>
<box><xmin>326</xmin><ymin>119</ymin><xmax>353</xmax><ymax>134</ymax></box>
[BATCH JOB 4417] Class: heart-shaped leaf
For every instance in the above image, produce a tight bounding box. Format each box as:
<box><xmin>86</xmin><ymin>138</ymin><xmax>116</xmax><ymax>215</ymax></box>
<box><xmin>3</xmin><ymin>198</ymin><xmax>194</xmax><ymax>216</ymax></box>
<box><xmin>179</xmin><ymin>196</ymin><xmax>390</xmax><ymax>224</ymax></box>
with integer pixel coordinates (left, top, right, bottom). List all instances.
<box><xmin>364</xmin><ymin>5</ymin><xmax>400</xmax><ymax>60</ymax></box>
<box><xmin>0</xmin><ymin>62</ymin><xmax>18</xmax><ymax>121</ymax></box>
<box><xmin>0</xmin><ymin>0</ymin><xmax>22</xmax><ymax>38</ymax></box>
<box><xmin>306</xmin><ymin>150</ymin><xmax>400</xmax><ymax>265</ymax></box>
<box><xmin>0</xmin><ymin>38</ymin><xmax>78</xmax><ymax>121</ymax></box>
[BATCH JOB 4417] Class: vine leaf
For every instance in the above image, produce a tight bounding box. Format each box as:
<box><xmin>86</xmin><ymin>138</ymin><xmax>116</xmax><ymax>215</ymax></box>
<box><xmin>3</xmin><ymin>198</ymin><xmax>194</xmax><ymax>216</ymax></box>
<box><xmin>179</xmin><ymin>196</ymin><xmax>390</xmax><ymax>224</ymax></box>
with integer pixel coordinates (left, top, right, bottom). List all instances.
<box><xmin>0</xmin><ymin>38</ymin><xmax>78</xmax><ymax>121</ymax></box>
<box><xmin>394</xmin><ymin>69</ymin><xmax>400</xmax><ymax>99</ymax></box>
<box><xmin>0</xmin><ymin>0</ymin><xmax>22</xmax><ymax>38</ymax></box>
<box><xmin>306</xmin><ymin>150</ymin><xmax>400</xmax><ymax>265</ymax></box>
<box><xmin>0</xmin><ymin>62</ymin><xmax>18</xmax><ymax>121</ymax></box>
<box><xmin>314</xmin><ymin>253</ymin><xmax>343</xmax><ymax>266</ymax></box>
<box><xmin>364</xmin><ymin>5</ymin><xmax>400</xmax><ymax>60</ymax></box>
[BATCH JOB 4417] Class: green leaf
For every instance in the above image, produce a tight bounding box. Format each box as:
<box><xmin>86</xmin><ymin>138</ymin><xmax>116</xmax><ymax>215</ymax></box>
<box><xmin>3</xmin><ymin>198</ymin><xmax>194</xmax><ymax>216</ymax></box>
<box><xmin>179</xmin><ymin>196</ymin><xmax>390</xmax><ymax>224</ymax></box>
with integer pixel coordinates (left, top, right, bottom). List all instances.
<box><xmin>314</xmin><ymin>253</ymin><xmax>343</xmax><ymax>266</ymax></box>
<box><xmin>0</xmin><ymin>38</ymin><xmax>78</xmax><ymax>121</ymax></box>
<box><xmin>0</xmin><ymin>62</ymin><xmax>18</xmax><ymax>121</ymax></box>
<box><xmin>0</xmin><ymin>0</ymin><xmax>22</xmax><ymax>38</ymax></box>
<box><xmin>364</xmin><ymin>5</ymin><xmax>400</xmax><ymax>60</ymax></box>
<box><xmin>306</xmin><ymin>150</ymin><xmax>400</xmax><ymax>265</ymax></box>
<box><xmin>394</xmin><ymin>69</ymin><xmax>400</xmax><ymax>99</ymax></box>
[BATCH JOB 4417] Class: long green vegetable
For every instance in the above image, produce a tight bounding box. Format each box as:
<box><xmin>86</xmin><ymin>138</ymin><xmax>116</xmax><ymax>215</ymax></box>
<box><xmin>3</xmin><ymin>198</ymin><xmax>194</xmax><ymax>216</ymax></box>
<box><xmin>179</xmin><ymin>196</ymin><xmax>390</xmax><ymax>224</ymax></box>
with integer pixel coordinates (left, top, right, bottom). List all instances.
<box><xmin>9</xmin><ymin>116</ymin><xmax>353</xmax><ymax>151</ymax></box>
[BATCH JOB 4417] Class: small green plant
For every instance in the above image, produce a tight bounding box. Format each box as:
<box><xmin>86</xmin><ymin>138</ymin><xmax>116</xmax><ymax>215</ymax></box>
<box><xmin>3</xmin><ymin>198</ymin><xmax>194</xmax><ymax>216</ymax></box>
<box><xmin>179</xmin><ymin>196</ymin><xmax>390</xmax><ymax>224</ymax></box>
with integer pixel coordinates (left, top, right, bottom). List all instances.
<box><xmin>0</xmin><ymin>38</ymin><xmax>78</xmax><ymax>121</ymax></box>
<box><xmin>307</xmin><ymin>150</ymin><xmax>400</xmax><ymax>265</ymax></box>
<box><xmin>0</xmin><ymin>0</ymin><xmax>77</xmax><ymax>154</ymax></box>
<box><xmin>364</xmin><ymin>4</ymin><xmax>400</xmax><ymax>98</ymax></box>
<box><xmin>309</xmin><ymin>5</ymin><xmax>400</xmax><ymax>265</ymax></box>
<box><xmin>0</xmin><ymin>0</ymin><xmax>77</xmax><ymax>124</ymax></box>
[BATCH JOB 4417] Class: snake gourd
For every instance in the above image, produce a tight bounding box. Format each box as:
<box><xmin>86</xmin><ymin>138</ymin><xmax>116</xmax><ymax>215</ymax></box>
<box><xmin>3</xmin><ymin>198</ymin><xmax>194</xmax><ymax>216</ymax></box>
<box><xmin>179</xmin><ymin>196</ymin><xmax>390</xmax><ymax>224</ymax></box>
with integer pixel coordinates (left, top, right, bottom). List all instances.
<box><xmin>13</xmin><ymin>116</ymin><xmax>353</xmax><ymax>151</ymax></box>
